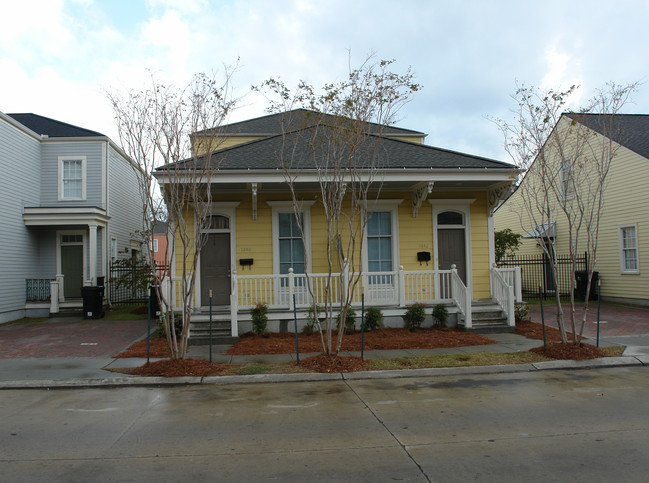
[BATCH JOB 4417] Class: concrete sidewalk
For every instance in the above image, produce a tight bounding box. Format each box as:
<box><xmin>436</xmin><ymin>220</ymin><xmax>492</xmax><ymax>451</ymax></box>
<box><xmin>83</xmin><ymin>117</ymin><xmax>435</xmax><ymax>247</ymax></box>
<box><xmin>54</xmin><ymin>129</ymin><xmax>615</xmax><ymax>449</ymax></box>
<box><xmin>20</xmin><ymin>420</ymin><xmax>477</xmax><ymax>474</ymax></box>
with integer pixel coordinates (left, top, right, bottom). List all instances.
<box><xmin>1</xmin><ymin>332</ymin><xmax>648</xmax><ymax>389</ymax></box>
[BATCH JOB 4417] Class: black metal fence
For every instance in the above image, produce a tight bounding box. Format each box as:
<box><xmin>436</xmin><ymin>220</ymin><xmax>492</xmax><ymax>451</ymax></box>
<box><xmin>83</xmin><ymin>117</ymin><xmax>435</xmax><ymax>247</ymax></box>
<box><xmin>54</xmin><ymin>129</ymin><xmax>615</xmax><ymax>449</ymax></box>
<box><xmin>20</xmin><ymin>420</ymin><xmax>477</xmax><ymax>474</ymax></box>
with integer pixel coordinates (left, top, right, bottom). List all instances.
<box><xmin>109</xmin><ymin>262</ymin><xmax>161</xmax><ymax>305</ymax></box>
<box><xmin>26</xmin><ymin>279</ymin><xmax>54</xmax><ymax>302</ymax></box>
<box><xmin>497</xmin><ymin>252</ymin><xmax>587</xmax><ymax>299</ymax></box>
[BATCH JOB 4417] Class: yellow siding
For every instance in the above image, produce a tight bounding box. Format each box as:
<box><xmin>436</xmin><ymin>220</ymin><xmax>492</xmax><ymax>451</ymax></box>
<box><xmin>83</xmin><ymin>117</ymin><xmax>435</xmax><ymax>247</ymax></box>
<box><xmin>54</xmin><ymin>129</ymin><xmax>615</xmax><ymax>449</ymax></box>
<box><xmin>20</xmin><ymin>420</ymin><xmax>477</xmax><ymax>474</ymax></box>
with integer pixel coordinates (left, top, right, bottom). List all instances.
<box><xmin>192</xmin><ymin>135</ymin><xmax>264</xmax><ymax>155</ymax></box>
<box><xmin>470</xmin><ymin>194</ymin><xmax>491</xmax><ymax>298</ymax></box>
<box><xmin>178</xmin><ymin>189</ymin><xmax>494</xmax><ymax>299</ymax></box>
<box><xmin>495</xmin><ymin>118</ymin><xmax>649</xmax><ymax>302</ymax></box>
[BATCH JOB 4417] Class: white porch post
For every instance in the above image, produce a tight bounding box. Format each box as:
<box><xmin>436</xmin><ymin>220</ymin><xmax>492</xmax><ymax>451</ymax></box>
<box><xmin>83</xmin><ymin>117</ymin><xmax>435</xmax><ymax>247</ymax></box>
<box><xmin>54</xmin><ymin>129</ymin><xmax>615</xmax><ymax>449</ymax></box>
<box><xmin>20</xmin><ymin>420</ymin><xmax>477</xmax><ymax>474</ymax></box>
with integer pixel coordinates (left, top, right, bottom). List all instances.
<box><xmin>514</xmin><ymin>267</ymin><xmax>523</xmax><ymax>303</ymax></box>
<box><xmin>56</xmin><ymin>274</ymin><xmax>64</xmax><ymax>302</ymax></box>
<box><xmin>288</xmin><ymin>268</ymin><xmax>295</xmax><ymax>309</ymax></box>
<box><xmin>50</xmin><ymin>281</ymin><xmax>59</xmax><ymax>313</ymax></box>
<box><xmin>342</xmin><ymin>259</ymin><xmax>349</xmax><ymax>303</ymax></box>
<box><xmin>88</xmin><ymin>224</ymin><xmax>98</xmax><ymax>285</ymax></box>
<box><xmin>398</xmin><ymin>265</ymin><xmax>406</xmax><ymax>307</ymax></box>
<box><xmin>230</xmin><ymin>269</ymin><xmax>238</xmax><ymax>337</ymax></box>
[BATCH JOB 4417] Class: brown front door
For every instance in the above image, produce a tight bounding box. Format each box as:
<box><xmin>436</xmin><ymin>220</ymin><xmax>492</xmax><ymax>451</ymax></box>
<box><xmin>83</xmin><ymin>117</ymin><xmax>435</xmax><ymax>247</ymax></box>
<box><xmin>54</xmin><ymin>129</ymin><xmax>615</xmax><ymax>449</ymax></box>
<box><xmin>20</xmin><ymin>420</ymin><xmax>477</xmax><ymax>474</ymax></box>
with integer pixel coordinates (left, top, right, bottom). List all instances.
<box><xmin>201</xmin><ymin>233</ymin><xmax>231</xmax><ymax>305</ymax></box>
<box><xmin>438</xmin><ymin>228</ymin><xmax>466</xmax><ymax>284</ymax></box>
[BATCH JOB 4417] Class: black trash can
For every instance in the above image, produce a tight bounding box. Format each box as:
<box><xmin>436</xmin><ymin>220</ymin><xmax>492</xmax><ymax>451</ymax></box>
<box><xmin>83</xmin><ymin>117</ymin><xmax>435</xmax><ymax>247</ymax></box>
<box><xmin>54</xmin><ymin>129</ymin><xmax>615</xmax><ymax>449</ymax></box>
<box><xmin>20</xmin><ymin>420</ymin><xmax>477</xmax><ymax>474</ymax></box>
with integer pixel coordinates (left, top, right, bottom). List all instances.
<box><xmin>82</xmin><ymin>286</ymin><xmax>105</xmax><ymax>319</ymax></box>
<box><xmin>149</xmin><ymin>285</ymin><xmax>161</xmax><ymax>319</ymax></box>
<box><xmin>574</xmin><ymin>271</ymin><xmax>599</xmax><ymax>301</ymax></box>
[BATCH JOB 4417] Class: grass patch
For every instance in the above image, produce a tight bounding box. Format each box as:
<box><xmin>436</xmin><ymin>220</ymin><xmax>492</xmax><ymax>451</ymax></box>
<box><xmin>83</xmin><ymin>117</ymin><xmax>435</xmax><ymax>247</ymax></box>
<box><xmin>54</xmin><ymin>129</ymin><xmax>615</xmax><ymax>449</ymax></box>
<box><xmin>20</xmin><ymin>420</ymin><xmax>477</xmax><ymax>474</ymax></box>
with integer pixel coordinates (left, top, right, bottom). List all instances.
<box><xmin>599</xmin><ymin>346</ymin><xmax>625</xmax><ymax>356</ymax></box>
<box><xmin>220</xmin><ymin>362</ymin><xmax>310</xmax><ymax>376</ymax></box>
<box><xmin>365</xmin><ymin>351</ymin><xmax>552</xmax><ymax>370</ymax></box>
<box><xmin>103</xmin><ymin>304</ymin><xmax>148</xmax><ymax>320</ymax></box>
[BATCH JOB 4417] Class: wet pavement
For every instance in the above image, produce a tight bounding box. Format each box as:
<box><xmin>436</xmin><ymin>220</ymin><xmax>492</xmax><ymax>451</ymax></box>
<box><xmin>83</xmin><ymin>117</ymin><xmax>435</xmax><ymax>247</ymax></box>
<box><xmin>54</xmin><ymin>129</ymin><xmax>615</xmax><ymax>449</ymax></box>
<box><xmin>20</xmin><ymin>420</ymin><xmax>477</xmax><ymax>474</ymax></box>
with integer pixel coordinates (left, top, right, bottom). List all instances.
<box><xmin>1</xmin><ymin>302</ymin><xmax>648</xmax><ymax>387</ymax></box>
<box><xmin>0</xmin><ymin>317</ymin><xmax>150</xmax><ymax>358</ymax></box>
<box><xmin>527</xmin><ymin>301</ymin><xmax>649</xmax><ymax>338</ymax></box>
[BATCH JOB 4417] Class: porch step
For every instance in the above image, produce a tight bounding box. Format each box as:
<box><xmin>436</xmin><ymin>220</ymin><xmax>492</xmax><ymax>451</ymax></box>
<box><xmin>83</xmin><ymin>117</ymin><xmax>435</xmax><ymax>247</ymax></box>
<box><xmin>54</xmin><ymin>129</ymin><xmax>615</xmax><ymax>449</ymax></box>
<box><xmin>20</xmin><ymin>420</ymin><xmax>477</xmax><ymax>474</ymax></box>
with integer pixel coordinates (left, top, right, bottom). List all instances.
<box><xmin>189</xmin><ymin>317</ymin><xmax>238</xmax><ymax>345</ymax></box>
<box><xmin>465</xmin><ymin>302</ymin><xmax>514</xmax><ymax>334</ymax></box>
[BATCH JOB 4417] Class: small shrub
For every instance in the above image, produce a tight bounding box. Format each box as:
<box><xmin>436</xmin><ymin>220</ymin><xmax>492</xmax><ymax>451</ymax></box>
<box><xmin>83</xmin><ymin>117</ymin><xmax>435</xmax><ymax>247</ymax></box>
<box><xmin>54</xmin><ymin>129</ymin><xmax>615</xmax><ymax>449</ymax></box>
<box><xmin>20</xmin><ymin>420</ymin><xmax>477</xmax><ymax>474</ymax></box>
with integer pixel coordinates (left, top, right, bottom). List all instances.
<box><xmin>337</xmin><ymin>306</ymin><xmax>356</xmax><ymax>332</ymax></box>
<box><xmin>303</xmin><ymin>304</ymin><xmax>323</xmax><ymax>335</ymax></box>
<box><xmin>515</xmin><ymin>302</ymin><xmax>529</xmax><ymax>323</ymax></box>
<box><xmin>363</xmin><ymin>307</ymin><xmax>383</xmax><ymax>331</ymax></box>
<box><xmin>402</xmin><ymin>303</ymin><xmax>426</xmax><ymax>331</ymax></box>
<box><xmin>153</xmin><ymin>314</ymin><xmax>183</xmax><ymax>337</ymax></box>
<box><xmin>250</xmin><ymin>303</ymin><xmax>269</xmax><ymax>336</ymax></box>
<box><xmin>432</xmin><ymin>303</ymin><xmax>449</xmax><ymax>327</ymax></box>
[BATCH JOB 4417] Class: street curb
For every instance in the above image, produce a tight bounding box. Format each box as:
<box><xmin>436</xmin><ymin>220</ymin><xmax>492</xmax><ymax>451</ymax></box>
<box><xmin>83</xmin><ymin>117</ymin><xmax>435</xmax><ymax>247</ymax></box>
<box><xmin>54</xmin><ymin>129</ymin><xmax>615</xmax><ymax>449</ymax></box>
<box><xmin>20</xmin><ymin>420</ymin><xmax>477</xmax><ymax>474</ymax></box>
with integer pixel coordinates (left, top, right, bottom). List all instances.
<box><xmin>1</xmin><ymin>356</ymin><xmax>645</xmax><ymax>390</ymax></box>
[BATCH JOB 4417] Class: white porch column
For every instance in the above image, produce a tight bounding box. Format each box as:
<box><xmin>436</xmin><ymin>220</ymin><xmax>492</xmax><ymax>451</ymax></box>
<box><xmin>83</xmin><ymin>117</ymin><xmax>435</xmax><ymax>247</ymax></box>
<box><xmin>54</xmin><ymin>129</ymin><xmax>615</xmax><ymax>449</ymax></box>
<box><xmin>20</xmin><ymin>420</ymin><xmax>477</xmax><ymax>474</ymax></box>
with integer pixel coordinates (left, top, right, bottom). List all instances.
<box><xmin>50</xmin><ymin>281</ymin><xmax>60</xmax><ymax>313</ymax></box>
<box><xmin>230</xmin><ymin>269</ymin><xmax>238</xmax><ymax>337</ymax></box>
<box><xmin>88</xmin><ymin>224</ymin><xmax>98</xmax><ymax>285</ymax></box>
<box><xmin>398</xmin><ymin>266</ymin><xmax>406</xmax><ymax>307</ymax></box>
<box><xmin>56</xmin><ymin>274</ymin><xmax>64</xmax><ymax>302</ymax></box>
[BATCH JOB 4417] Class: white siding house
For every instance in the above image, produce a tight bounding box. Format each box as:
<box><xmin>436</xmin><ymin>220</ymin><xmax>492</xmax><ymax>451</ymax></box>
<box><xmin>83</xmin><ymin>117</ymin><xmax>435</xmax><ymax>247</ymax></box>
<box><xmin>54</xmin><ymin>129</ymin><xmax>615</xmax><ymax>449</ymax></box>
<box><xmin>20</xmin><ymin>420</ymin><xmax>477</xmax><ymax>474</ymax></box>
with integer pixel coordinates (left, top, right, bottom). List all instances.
<box><xmin>0</xmin><ymin>112</ymin><xmax>144</xmax><ymax>323</ymax></box>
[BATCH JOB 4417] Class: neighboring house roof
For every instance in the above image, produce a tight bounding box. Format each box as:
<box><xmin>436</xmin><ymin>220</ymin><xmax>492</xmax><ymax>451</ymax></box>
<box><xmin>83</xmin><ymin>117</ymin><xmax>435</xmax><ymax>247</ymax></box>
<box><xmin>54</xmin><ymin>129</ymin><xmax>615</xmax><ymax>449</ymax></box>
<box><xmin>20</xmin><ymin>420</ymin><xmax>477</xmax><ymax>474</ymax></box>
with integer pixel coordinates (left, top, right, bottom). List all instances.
<box><xmin>194</xmin><ymin>108</ymin><xmax>426</xmax><ymax>138</ymax></box>
<box><xmin>566</xmin><ymin>113</ymin><xmax>649</xmax><ymax>160</ymax></box>
<box><xmin>165</xmin><ymin>124</ymin><xmax>513</xmax><ymax>172</ymax></box>
<box><xmin>7</xmin><ymin>113</ymin><xmax>104</xmax><ymax>138</ymax></box>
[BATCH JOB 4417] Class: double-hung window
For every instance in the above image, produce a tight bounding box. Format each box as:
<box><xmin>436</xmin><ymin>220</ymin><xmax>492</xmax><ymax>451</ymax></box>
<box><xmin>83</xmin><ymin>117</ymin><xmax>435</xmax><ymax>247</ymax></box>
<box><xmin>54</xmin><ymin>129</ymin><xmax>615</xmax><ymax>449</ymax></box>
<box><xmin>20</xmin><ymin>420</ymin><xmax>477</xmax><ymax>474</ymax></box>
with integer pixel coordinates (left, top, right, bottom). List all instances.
<box><xmin>59</xmin><ymin>156</ymin><xmax>86</xmax><ymax>200</ymax></box>
<box><xmin>620</xmin><ymin>225</ymin><xmax>639</xmax><ymax>273</ymax></box>
<box><xmin>278</xmin><ymin>212</ymin><xmax>305</xmax><ymax>275</ymax></box>
<box><xmin>367</xmin><ymin>211</ymin><xmax>393</xmax><ymax>273</ymax></box>
<box><xmin>560</xmin><ymin>158</ymin><xmax>574</xmax><ymax>200</ymax></box>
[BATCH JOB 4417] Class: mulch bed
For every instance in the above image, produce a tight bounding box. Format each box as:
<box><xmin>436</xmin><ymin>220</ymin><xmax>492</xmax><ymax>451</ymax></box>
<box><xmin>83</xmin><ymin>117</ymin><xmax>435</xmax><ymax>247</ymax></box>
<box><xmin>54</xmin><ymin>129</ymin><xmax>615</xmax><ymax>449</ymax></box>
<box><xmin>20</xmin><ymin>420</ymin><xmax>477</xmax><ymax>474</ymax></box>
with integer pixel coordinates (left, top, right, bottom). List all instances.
<box><xmin>115</xmin><ymin>337</ymin><xmax>170</xmax><ymax>358</ymax></box>
<box><xmin>120</xmin><ymin>359</ymin><xmax>228</xmax><ymax>377</ymax></box>
<box><xmin>530</xmin><ymin>342</ymin><xmax>608</xmax><ymax>360</ymax></box>
<box><xmin>227</xmin><ymin>327</ymin><xmax>496</xmax><ymax>355</ymax></box>
<box><xmin>518</xmin><ymin>320</ymin><xmax>608</xmax><ymax>360</ymax></box>
<box><xmin>516</xmin><ymin>320</ymin><xmax>572</xmax><ymax>342</ymax></box>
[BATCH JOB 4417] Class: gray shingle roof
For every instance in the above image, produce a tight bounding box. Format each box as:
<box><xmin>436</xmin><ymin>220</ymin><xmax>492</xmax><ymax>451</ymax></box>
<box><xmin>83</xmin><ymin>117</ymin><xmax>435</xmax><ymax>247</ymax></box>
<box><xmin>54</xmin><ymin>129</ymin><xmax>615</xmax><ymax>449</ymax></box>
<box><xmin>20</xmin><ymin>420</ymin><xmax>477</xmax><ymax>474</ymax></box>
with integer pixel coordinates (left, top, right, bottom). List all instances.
<box><xmin>166</xmin><ymin>124</ymin><xmax>512</xmax><ymax>172</ymax></box>
<box><xmin>195</xmin><ymin>108</ymin><xmax>425</xmax><ymax>138</ymax></box>
<box><xmin>567</xmin><ymin>113</ymin><xmax>649</xmax><ymax>159</ymax></box>
<box><xmin>7</xmin><ymin>113</ymin><xmax>104</xmax><ymax>138</ymax></box>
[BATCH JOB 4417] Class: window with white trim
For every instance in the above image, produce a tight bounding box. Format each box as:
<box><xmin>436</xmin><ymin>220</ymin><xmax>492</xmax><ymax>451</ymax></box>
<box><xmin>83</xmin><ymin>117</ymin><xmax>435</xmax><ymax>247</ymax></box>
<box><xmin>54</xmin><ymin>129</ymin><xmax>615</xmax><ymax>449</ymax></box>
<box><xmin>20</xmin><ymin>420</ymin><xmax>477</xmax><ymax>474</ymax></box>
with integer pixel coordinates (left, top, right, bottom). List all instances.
<box><xmin>278</xmin><ymin>212</ymin><xmax>305</xmax><ymax>274</ymax></box>
<box><xmin>111</xmin><ymin>238</ymin><xmax>117</xmax><ymax>262</ymax></box>
<box><xmin>268</xmin><ymin>201</ymin><xmax>314</xmax><ymax>276</ymax></box>
<box><xmin>367</xmin><ymin>211</ymin><xmax>393</xmax><ymax>272</ymax></box>
<box><xmin>619</xmin><ymin>225</ymin><xmax>639</xmax><ymax>273</ymax></box>
<box><xmin>59</xmin><ymin>156</ymin><xmax>86</xmax><ymax>200</ymax></box>
<box><xmin>560</xmin><ymin>158</ymin><xmax>574</xmax><ymax>200</ymax></box>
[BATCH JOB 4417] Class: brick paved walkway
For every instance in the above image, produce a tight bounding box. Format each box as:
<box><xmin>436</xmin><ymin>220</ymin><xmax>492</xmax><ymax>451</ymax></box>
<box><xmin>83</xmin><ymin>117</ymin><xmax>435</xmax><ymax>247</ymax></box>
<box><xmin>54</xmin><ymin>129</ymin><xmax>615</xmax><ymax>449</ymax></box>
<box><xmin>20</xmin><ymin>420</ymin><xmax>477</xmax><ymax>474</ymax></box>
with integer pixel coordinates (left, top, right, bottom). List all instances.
<box><xmin>527</xmin><ymin>302</ymin><xmax>649</xmax><ymax>338</ymax></box>
<box><xmin>0</xmin><ymin>318</ymin><xmax>150</xmax><ymax>359</ymax></box>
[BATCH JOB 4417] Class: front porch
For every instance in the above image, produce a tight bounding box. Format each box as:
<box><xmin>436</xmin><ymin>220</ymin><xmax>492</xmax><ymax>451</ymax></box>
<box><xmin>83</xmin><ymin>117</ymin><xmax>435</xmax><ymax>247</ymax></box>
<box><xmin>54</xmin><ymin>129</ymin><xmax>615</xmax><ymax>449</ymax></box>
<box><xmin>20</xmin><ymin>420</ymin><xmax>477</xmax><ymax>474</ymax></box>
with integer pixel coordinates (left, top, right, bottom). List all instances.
<box><xmin>163</xmin><ymin>266</ymin><xmax>522</xmax><ymax>341</ymax></box>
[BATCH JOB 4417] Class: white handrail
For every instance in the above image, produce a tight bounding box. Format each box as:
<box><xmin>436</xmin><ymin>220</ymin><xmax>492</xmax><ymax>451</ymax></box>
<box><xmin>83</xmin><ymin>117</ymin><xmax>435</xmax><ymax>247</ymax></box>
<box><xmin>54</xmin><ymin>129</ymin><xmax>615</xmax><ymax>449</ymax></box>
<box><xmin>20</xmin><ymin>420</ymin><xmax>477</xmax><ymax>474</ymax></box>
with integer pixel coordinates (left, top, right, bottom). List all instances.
<box><xmin>491</xmin><ymin>266</ymin><xmax>515</xmax><ymax>327</ymax></box>
<box><xmin>450</xmin><ymin>265</ymin><xmax>471</xmax><ymax>328</ymax></box>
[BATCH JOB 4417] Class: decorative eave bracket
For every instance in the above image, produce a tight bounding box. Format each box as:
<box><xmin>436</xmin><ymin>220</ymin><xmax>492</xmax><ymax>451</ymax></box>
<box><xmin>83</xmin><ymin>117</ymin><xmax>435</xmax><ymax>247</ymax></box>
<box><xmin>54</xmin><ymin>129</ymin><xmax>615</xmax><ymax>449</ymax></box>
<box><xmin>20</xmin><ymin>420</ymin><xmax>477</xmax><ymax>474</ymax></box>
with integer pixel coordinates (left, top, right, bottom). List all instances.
<box><xmin>412</xmin><ymin>181</ymin><xmax>434</xmax><ymax>218</ymax></box>
<box><xmin>487</xmin><ymin>181</ymin><xmax>514</xmax><ymax>216</ymax></box>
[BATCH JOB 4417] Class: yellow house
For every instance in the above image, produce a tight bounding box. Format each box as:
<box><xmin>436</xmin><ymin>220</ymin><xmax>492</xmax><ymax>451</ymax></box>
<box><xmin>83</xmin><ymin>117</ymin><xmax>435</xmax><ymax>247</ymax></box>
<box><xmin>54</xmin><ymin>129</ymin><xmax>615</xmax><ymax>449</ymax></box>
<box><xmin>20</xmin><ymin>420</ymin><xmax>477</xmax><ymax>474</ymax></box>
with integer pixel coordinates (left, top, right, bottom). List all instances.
<box><xmin>156</xmin><ymin>109</ymin><xmax>520</xmax><ymax>340</ymax></box>
<box><xmin>495</xmin><ymin>113</ymin><xmax>649</xmax><ymax>306</ymax></box>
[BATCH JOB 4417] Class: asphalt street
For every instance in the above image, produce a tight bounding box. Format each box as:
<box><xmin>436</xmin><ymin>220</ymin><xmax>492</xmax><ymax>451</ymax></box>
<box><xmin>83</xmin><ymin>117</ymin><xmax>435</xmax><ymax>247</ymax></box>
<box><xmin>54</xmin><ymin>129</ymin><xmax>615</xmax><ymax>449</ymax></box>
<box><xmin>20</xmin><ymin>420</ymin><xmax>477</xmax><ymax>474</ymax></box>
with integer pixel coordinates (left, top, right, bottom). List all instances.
<box><xmin>1</xmin><ymin>366</ymin><xmax>648</xmax><ymax>482</ymax></box>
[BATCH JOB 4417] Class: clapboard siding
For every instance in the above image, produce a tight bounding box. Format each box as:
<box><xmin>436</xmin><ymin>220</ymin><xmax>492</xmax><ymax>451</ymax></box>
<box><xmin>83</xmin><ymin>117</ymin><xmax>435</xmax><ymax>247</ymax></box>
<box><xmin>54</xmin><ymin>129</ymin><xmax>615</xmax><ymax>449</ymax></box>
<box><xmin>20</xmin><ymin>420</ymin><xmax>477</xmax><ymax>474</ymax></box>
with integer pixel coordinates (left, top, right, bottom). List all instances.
<box><xmin>40</xmin><ymin>142</ymin><xmax>103</xmax><ymax>206</ymax></box>
<box><xmin>107</xmin><ymin>145</ymin><xmax>143</xmax><ymax>261</ymax></box>
<box><xmin>0</xmin><ymin>117</ymin><xmax>42</xmax><ymax>320</ymax></box>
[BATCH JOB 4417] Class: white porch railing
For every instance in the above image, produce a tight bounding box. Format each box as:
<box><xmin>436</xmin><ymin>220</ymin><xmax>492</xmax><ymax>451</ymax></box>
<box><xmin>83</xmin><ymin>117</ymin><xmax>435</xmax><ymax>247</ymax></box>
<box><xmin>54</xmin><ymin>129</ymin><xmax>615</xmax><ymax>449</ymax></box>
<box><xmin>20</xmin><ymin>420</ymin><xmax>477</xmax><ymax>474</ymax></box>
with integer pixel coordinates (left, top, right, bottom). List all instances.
<box><xmin>450</xmin><ymin>265</ymin><xmax>472</xmax><ymax>329</ymax></box>
<box><xmin>493</xmin><ymin>266</ymin><xmax>522</xmax><ymax>303</ymax></box>
<box><xmin>234</xmin><ymin>267</ymin><xmax>457</xmax><ymax>310</ymax></box>
<box><xmin>490</xmin><ymin>265</ymin><xmax>516</xmax><ymax>327</ymax></box>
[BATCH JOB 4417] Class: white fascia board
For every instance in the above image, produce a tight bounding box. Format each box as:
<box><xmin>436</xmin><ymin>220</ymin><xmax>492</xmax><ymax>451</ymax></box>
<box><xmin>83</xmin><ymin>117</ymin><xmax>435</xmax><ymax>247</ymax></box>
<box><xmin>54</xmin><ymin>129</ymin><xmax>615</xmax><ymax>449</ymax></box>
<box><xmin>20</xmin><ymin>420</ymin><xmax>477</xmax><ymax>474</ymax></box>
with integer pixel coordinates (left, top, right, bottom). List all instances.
<box><xmin>23</xmin><ymin>207</ymin><xmax>110</xmax><ymax>226</ymax></box>
<box><xmin>154</xmin><ymin>169</ymin><xmax>515</xmax><ymax>185</ymax></box>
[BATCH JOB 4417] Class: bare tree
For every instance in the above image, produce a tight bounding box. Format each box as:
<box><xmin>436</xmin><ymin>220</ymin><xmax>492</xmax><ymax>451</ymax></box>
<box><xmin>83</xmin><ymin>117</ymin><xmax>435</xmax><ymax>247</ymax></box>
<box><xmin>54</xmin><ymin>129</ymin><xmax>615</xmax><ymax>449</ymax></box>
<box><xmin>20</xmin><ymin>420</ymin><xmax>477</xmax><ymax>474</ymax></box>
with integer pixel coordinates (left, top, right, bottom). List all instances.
<box><xmin>108</xmin><ymin>70</ymin><xmax>238</xmax><ymax>359</ymax></box>
<box><xmin>257</xmin><ymin>57</ymin><xmax>420</xmax><ymax>355</ymax></box>
<box><xmin>494</xmin><ymin>81</ymin><xmax>638</xmax><ymax>344</ymax></box>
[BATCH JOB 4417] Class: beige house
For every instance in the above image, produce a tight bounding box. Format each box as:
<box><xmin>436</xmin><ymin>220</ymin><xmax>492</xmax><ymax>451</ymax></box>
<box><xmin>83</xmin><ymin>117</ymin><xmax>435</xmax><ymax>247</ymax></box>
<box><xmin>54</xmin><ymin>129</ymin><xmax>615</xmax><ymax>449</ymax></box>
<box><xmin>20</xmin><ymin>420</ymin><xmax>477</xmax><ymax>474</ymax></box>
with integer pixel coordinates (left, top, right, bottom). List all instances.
<box><xmin>495</xmin><ymin>114</ymin><xmax>649</xmax><ymax>306</ymax></box>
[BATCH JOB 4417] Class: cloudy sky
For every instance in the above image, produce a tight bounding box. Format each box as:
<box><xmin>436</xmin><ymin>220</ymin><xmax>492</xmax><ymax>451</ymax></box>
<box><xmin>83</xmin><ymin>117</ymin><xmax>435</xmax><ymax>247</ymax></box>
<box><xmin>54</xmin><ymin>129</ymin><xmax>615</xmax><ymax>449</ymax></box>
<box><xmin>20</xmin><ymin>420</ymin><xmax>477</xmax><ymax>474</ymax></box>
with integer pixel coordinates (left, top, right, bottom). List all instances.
<box><xmin>1</xmin><ymin>0</ymin><xmax>647</xmax><ymax>162</ymax></box>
